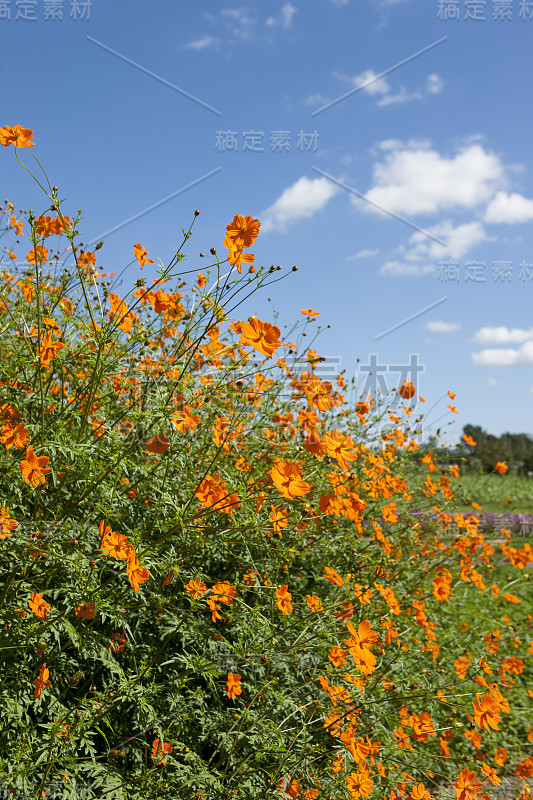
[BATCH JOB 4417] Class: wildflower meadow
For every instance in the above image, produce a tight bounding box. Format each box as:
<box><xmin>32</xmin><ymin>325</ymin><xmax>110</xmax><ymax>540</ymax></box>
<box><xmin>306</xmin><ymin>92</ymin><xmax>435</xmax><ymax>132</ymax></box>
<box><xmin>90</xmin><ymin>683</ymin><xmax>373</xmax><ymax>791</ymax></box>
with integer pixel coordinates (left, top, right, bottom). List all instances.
<box><xmin>0</xmin><ymin>124</ymin><xmax>532</xmax><ymax>800</ymax></box>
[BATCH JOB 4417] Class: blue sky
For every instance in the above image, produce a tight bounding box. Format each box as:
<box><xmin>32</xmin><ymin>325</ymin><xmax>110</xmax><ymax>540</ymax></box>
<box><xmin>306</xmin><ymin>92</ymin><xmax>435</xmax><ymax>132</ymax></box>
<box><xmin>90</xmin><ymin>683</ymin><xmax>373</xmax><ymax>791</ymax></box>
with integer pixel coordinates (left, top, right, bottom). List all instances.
<box><xmin>2</xmin><ymin>0</ymin><xmax>533</xmax><ymax>445</ymax></box>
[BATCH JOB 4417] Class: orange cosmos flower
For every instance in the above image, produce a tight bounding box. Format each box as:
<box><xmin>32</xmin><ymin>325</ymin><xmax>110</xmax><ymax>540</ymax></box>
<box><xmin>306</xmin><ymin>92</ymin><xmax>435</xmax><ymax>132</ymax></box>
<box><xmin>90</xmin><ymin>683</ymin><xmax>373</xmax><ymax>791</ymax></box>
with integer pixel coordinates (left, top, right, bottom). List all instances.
<box><xmin>270</xmin><ymin>505</ymin><xmax>289</xmax><ymax>536</ymax></box>
<box><xmin>411</xmin><ymin>784</ymin><xmax>435</xmax><ymax>800</ymax></box>
<box><xmin>301</xmin><ymin>308</ymin><xmax>319</xmax><ymax>317</ymax></box>
<box><xmin>239</xmin><ymin>317</ymin><xmax>282</xmax><ymax>358</ymax></box>
<box><xmin>225</xmin><ymin>214</ymin><xmax>260</xmax><ymax>248</ymax></box>
<box><xmin>100</xmin><ymin>529</ymin><xmax>134</xmax><ymax>560</ymax></box>
<box><xmin>399</xmin><ymin>380</ymin><xmax>415</xmax><ymax>399</ymax></box>
<box><xmin>306</xmin><ymin>594</ymin><xmax>323</xmax><ymax>612</ymax></box>
<box><xmin>75</xmin><ymin>602</ymin><xmax>95</xmax><ymax>620</ymax></box>
<box><xmin>494</xmin><ymin>461</ymin><xmax>508</xmax><ymax>475</ymax></box>
<box><xmin>222</xmin><ymin>235</ymin><xmax>255</xmax><ymax>274</ymax></box>
<box><xmin>463</xmin><ymin>434</ymin><xmax>477</xmax><ymax>446</ymax></box>
<box><xmin>275</xmin><ymin>584</ymin><xmax>293</xmax><ymax>615</ymax></box>
<box><xmin>170</xmin><ymin>405</ymin><xmax>200</xmax><ymax>433</ymax></box>
<box><xmin>346</xmin><ymin>770</ymin><xmax>374</xmax><ymax>799</ymax></box>
<box><xmin>33</xmin><ymin>663</ymin><xmax>51</xmax><ymax>699</ymax></box>
<box><xmin>226</xmin><ymin>672</ymin><xmax>242</xmax><ymax>700</ymax></box>
<box><xmin>211</xmin><ymin>582</ymin><xmax>236</xmax><ymax>605</ymax></box>
<box><xmin>0</xmin><ymin>124</ymin><xmax>35</xmax><ymax>148</ymax></box>
<box><xmin>303</xmin><ymin>375</ymin><xmax>333</xmax><ymax>412</ymax></box>
<box><xmin>197</xmin><ymin>272</ymin><xmax>207</xmax><ymax>287</ymax></box>
<box><xmin>20</xmin><ymin>445</ymin><xmax>51</xmax><ymax>487</ymax></box>
<box><xmin>26</xmin><ymin>245</ymin><xmax>48</xmax><ymax>264</ymax></box>
<box><xmin>480</xmin><ymin>764</ymin><xmax>501</xmax><ymax>786</ymax></box>
<box><xmin>454</xmin><ymin>769</ymin><xmax>483</xmax><ymax>800</ymax></box>
<box><xmin>145</xmin><ymin>433</ymin><xmax>170</xmax><ymax>454</ymax></box>
<box><xmin>10</xmin><ymin>215</ymin><xmax>23</xmax><ymax>236</ymax></box>
<box><xmin>0</xmin><ymin>421</ymin><xmax>30</xmax><ymax>450</ymax></box>
<box><xmin>127</xmin><ymin>553</ymin><xmax>150</xmax><ymax>592</ymax></box>
<box><xmin>185</xmin><ymin>578</ymin><xmax>207</xmax><ymax>599</ymax></box>
<box><xmin>473</xmin><ymin>693</ymin><xmax>501</xmax><ymax>732</ymax></box>
<box><xmin>109</xmin><ymin>632</ymin><xmax>127</xmax><ymax>653</ymax></box>
<box><xmin>324</xmin><ymin>566</ymin><xmax>344</xmax><ymax>587</ymax></box>
<box><xmin>323</xmin><ymin>430</ymin><xmax>357</xmax><ymax>470</ymax></box>
<box><xmin>133</xmin><ymin>243</ymin><xmax>154</xmax><ymax>269</ymax></box>
<box><xmin>271</xmin><ymin>459</ymin><xmax>310</xmax><ymax>499</ymax></box>
<box><xmin>151</xmin><ymin>739</ymin><xmax>173</xmax><ymax>765</ymax></box>
<box><xmin>0</xmin><ymin>507</ymin><xmax>19</xmax><ymax>540</ymax></box>
<box><xmin>28</xmin><ymin>592</ymin><xmax>51</xmax><ymax>620</ymax></box>
<box><xmin>37</xmin><ymin>331</ymin><xmax>64</xmax><ymax>368</ymax></box>
<box><xmin>328</xmin><ymin>647</ymin><xmax>348</xmax><ymax>667</ymax></box>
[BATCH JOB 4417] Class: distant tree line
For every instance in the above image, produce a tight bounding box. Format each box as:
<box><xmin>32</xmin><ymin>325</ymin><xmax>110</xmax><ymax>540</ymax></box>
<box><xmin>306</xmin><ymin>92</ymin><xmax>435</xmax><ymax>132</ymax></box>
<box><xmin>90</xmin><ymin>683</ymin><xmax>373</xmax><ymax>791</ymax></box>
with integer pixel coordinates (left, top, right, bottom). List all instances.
<box><xmin>423</xmin><ymin>425</ymin><xmax>533</xmax><ymax>475</ymax></box>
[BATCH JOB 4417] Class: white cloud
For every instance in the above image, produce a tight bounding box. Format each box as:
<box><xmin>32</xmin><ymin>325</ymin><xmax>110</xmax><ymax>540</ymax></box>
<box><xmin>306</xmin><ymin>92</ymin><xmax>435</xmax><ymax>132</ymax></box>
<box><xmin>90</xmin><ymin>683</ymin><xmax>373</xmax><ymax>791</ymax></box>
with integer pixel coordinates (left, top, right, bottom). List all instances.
<box><xmin>185</xmin><ymin>35</ymin><xmax>217</xmax><ymax>50</ymax></box>
<box><xmin>425</xmin><ymin>73</ymin><xmax>444</xmax><ymax>94</ymax></box>
<box><xmin>488</xmin><ymin>377</ymin><xmax>498</xmax><ymax>386</ymax></box>
<box><xmin>220</xmin><ymin>7</ymin><xmax>257</xmax><ymax>40</ymax></box>
<box><xmin>379</xmin><ymin>260</ymin><xmax>434</xmax><ymax>277</ymax></box>
<box><xmin>377</xmin><ymin>88</ymin><xmax>422</xmax><ymax>107</ymax></box>
<box><xmin>484</xmin><ymin>191</ymin><xmax>533</xmax><ymax>224</ymax></box>
<box><xmin>404</xmin><ymin>220</ymin><xmax>491</xmax><ymax>261</ymax></box>
<box><xmin>473</xmin><ymin>326</ymin><xmax>533</xmax><ymax>345</ymax></box>
<box><xmin>261</xmin><ymin>177</ymin><xmax>338</xmax><ymax>233</ymax></box>
<box><xmin>330</xmin><ymin>0</ymin><xmax>350</xmax><ymax>6</ymax></box>
<box><xmin>346</xmin><ymin>248</ymin><xmax>379</xmax><ymax>260</ymax></box>
<box><xmin>266</xmin><ymin>2</ymin><xmax>297</xmax><ymax>28</ymax></box>
<box><xmin>361</xmin><ymin>141</ymin><xmax>507</xmax><ymax>217</ymax></box>
<box><xmin>377</xmin><ymin>221</ymin><xmax>491</xmax><ymax>277</ymax></box>
<box><xmin>304</xmin><ymin>93</ymin><xmax>330</xmax><ymax>107</ymax></box>
<box><xmin>338</xmin><ymin>69</ymin><xmax>444</xmax><ymax>107</ymax></box>
<box><xmin>426</xmin><ymin>320</ymin><xmax>461</xmax><ymax>333</ymax></box>
<box><xmin>348</xmin><ymin>68</ymin><xmax>391</xmax><ymax>96</ymax></box>
<box><xmin>472</xmin><ymin>341</ymin><xmax>533</xmax><ymax>366</ymax></box>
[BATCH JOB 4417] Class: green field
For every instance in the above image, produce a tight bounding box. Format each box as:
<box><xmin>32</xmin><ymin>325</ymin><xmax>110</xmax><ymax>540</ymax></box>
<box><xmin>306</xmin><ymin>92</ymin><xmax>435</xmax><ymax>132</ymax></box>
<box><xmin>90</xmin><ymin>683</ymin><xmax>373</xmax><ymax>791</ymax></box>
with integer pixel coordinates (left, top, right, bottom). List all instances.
<box><xmin>453</xmin><ymin>471</ymin><xmax>533</xmax><ymax>513</ymax></box>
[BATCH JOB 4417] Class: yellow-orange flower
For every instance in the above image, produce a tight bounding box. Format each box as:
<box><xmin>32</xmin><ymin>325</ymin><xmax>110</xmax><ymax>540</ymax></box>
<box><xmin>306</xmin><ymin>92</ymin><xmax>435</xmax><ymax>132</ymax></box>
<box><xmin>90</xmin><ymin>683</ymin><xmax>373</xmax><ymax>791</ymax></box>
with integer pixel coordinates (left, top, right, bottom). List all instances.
<box><xmin>37</xmin><ymin>331</ymin><xmax>64</xmax><ymax>368</ymax></box>
<box><xmin>109</xmin><ymin>632</ymin><xmax>126</xmax><ymax>653</ymax></box>
<box><xmin>222</xmin><ymin>235</ymin><xmax>254</xmax><ymax>274</ymax></box>
<box><xmin>127</xmin><ymin>553</ymin><xmax>150</xmax><ymax>592</ymax></box>
<box><xmin>239</xmin><ymin>317</ymin><xmax>282</xmax><ymax>358</ymax></box>
<box><xmin>0</xmin><ymin>124</ymin><xmax>35</xmax><ymax>148</ymax></box>
<box><xmin>270</xmin><ymin>505</ymin><xmax>289</xmax><ymax>536</ymax></box>
<box><xmin>494</xmin><ymin>461</ymin><xmax>508</xmax><ymax>475</ymax></box>
<box><xmin>0</xmin><ymin>421</ymin><xmax>30</xmax><ymax>450</ymax></box>
<box><xmin>226</xmin><ymin>671</ymin><xmax>242</xmax><ymax>699</ymax></box>
<box><xmin>454</xmin><ymin>769</ymin><xmax>483</xmax><ymax>800</ymax></box>
<box><xmin>0</xmin><ymin>507</ymin><xmax>19</xmax><ymax>540</ymax></box>
<box><xmin>473</xmin><ymin>692</ymin><xmax>501</xmax><ymax>732</ymax></box>
<box><xmin>225</xmin><ymin>214</ymin><xmax>260</xmax><ymax>248</ymax></box>
<box><xmin>306</xmin><ymin>594</ymin><xmax>323</xmax><ymax>612</ymax></box>
<box><xmin>75</xmin><ymin>602</ymin><xmax>95</xmax><ymax>620</ymax></box>
<box><xmin>151</xmin><ymin>739</ymin><xmax>172</xmax><ymax>766</ymax></box>
<box><xmin>275</xmin><ymin>584</ymin><xmax>293</xmax><ymax>615</ymax></box>
<box><xmin>20</xmin><ymin>445</ymin><xmax>51</xmax><ymax>487</ymax></box>
<box><xmin>28</xmin><ymin>592</ymin><xmax>51</xmax><ymax>620</ymax></box>
<box><xmin>100</xmin><ymin>529</ymin><xmax>135</xmax><ymax>560</ymax></box>
<box><xmin>145</xmin><ymin>433</ymin><xmax>170</xmax><ymax>454</ymax></box>
<box><xmin>33</xmin><ymin>663</ymin><xmax>51</xmax><ymax>699</ymax></box>
<box><xmin>133</xmin><ymin>243</ymin><xmax>154</xmax><ymax>269</ymax></box>
<box><xmin>480</xmin><ymin>764</ymin><xmax>501</xmax><ymax>786</ymax></box>
<box><xmin>26</xmin><ymin>245</ymin><xmax>48</xmax><ymax>264</ymax></box>
<box><xmin>271</xmin><ymin>459</ymin><xmax>311</xmax><ymax>499</ymax></box>
<box><xmin>346</xmin><ymin>770</ymin><xmax>374</xmax><ymax>799</ymax></box>
<box><xmin>399</xmin><ymin>380</ymin><xmax>415</xmax><ymax>399</ymax></box>
<box><xmin>185</xmin><ymin>578</ymin><xmax>207</xmax><ymax>599</ymax></box>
